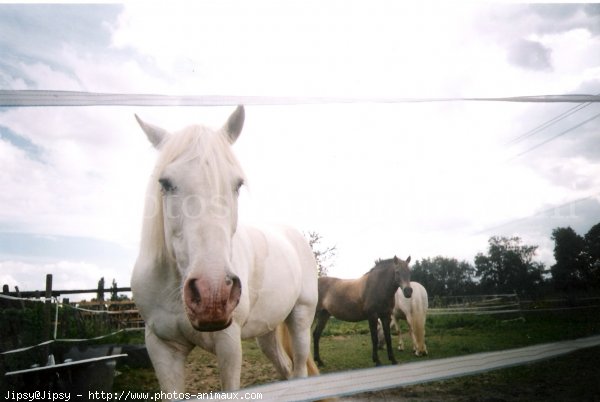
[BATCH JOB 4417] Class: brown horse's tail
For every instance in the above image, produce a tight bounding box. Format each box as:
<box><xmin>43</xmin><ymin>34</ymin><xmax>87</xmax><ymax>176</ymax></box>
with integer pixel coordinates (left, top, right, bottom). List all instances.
<box><xmin>277</xmin><ymin>323</ymin><xmax>320</xmax><ymax>376</ymax></box>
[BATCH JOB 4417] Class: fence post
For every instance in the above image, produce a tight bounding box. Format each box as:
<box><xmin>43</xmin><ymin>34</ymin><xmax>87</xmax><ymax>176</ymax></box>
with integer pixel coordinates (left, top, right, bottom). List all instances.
<box><xmin>513</xmin><ymin>290</ymin><xmax>526</xmax><ymax>323</ymax></box>
<box><xmin>44</xmin><ymin>275</ymin><xmax>53</xmax><ymax>339</ymax></box>
<box><xmin>61</xmin><ymin>298</ymin><xmax>70</xmax><ymax>338</ymax></box>
<box><xmin>2</xmin><ymin>284</ymin><xmax>8</xmax><ymax>308</ymax></box>
<box><xmin>15</xmin><ymin>286</ymin><xmax>25</xmax><ymax>309</ymax></box>
<box><xmin>45</xmin><ymin>274</ymin><xmax>53</xmax><ymax>301</ymax></box>
<box><xmin>97</xmin><ymin>277</ymin><xmax>105</xmax><ymax>302</ymax></box>
<box><xmin>43</xmin><ymin>274</ymin><xmax>53</xmax><ymax>361</ymax></box>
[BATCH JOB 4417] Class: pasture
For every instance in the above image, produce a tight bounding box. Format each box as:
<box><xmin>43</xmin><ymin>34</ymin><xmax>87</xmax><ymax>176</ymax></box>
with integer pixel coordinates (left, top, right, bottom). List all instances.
<box><xmin>113</xmin><ymin>304</ymin><xmax>600</xmax><ymax>400</ymax></box>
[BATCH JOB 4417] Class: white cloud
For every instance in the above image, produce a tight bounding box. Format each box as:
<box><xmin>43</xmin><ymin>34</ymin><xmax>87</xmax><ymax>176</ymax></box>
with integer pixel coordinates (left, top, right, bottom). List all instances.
<box><xmin>0</xmin><ymin>3</ymin><xmax>599</xmax><ymax>284</ymax></box>
<box><xmin>109</xmin><ymin>2</ymin><xmax>498</xmax><ymax>98</ymax></box>
<box><xmin>0</xmin><ymin>107</ymin><xmax>154</xmax><ymax>245</ymax></box>
<box><xmin>18</xmin><ymin>60</ymin><xmax>81</xmax><ymax>90</ymax></box>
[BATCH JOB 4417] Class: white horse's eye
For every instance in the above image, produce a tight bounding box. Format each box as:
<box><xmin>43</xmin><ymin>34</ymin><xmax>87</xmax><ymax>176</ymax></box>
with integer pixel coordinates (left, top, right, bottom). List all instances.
<box><xmin>234</xmin><ymin>178</ymin><xmax>244</xmax><ymax>194</ymax></box>
<box><xmin>159</xmin><ymin>177</ymin><xmax>177</xmax><ymax>193</ymax></box>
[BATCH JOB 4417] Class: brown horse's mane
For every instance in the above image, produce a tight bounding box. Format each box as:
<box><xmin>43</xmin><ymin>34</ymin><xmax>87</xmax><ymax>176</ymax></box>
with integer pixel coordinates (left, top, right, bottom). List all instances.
<box><xmin>364</xmin><ymin>258</ymin><xmax>395</xmax><ymax>275</ymax></box>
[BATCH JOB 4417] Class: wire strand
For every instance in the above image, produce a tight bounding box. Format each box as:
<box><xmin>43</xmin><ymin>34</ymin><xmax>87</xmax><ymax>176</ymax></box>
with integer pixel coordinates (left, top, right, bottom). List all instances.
<box><xmin>508</xmin><ymin>111</ymin><xmax>600</xmax><ymax>160</ymax></box>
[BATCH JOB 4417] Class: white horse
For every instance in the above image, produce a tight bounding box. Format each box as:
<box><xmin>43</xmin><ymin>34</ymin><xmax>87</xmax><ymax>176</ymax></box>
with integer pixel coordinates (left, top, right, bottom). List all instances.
<box><xmin>131</xmin><ymin>106</ymin><xmax>319</xmax><ymax>398</ymax></box>
<box><xmin>379</xmin><ymin>281</ymin><xmax>428</xmax><ymax>356</ymax></box>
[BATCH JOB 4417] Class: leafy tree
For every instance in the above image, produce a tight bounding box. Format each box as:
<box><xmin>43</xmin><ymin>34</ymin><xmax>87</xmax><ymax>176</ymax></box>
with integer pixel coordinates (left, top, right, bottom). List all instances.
<box><xmin>306</xmin><ymin>231</ymin><xmax>337</xmax><ymax>277</ymax></box>
<box><xmin>110</xmin><ymin>279</ymin><xmax>129</xmax><ymax>301</ymax></box>
<box><xmin>584</xmin><ymin>223</ymin><xmax>600</xmax><ymax>289</ymax></box>
<box><xmin>411</xmin><ymin>256</ymin><xmax>476</xmax><ymax>297</ymax></box>
<box><xmin>474</xmin><ymin>236</ymin><xmax>546</xmax><ymax>296</ymax></box>
<box><xmin>551</xmin><ymin>227</ymin><xmax>587</xmax><ymax>291</ymax></box>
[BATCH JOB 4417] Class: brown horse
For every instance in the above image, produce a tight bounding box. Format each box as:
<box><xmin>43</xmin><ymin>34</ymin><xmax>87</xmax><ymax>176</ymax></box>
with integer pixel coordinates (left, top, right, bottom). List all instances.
<box><xmin>313</xmin><ymin>256</ymin><xmax>412</xmax><ymax>367</ymax></box>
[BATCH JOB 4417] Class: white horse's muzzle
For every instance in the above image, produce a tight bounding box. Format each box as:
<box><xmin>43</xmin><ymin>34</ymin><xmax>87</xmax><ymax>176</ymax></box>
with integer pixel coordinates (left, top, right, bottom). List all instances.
<box><xmin>183</xmin><ymin>273</ymin><xmax>242</xmax><ymax>332</ymax></box>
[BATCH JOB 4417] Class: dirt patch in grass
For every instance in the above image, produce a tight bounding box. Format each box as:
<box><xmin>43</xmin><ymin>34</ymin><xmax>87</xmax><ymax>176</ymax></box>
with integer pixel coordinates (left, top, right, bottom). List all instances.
<box><xmin>183</xmin><ymin>340</ymin><xmax>280</xmax><ymax>392</ymax></box>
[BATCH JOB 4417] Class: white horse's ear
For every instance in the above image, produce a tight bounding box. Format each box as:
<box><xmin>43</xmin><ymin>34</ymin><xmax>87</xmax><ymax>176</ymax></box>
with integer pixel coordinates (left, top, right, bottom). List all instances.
<box><xmin>223</xmin><ymin>105</ymin><xmax>245</xmax><ymax>144</ymax></box>
<box><xmin>135</xmin><ymin>114</ymin><xmax>169</xmax><ymax>149</ymax></box>
<box><xmin>406</xmin><ymin>256</ymin><xmax>411</xmax><ymax>264</ymax></box>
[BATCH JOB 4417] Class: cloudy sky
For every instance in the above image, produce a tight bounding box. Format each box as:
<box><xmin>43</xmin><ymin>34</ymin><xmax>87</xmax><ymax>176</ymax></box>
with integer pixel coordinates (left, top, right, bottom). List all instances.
<box><xmin>1</xmin><ymin>2</ymin><xmax>599</xmax><ymax>298</ymax></box>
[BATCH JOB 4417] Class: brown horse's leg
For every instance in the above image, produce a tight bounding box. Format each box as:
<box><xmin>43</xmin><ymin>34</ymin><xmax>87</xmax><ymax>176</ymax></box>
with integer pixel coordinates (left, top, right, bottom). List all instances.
<box><xmin>368</xmin><ymin>317</ymin><xmax>382</xmax><ymax>366</ymax></box>
<box><xmin>312</xmin><ymin>309</ymin><xmax>330</xmax><ymax>367</ymax></box>
<box><xmin>380</xmin><ymin>314</ymin><xmax>397</xmax><ymax>365</ymax></box>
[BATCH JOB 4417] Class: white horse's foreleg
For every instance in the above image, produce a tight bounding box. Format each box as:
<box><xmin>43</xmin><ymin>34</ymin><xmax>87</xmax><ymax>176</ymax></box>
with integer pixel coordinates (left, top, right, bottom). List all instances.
<box><xmin>214</xmin><ymin>324</ymin><xmax>243</xmax><ymax>391</ymax></box>
<box><xmin>406</xmin><ymin>317</ymin><xmax>418</xmax><ymax>354</ymax></box>
<box><xmin>145</xmin><ymin>329</ymin><xmax>191</xmax><ymax>399</ymax></box>
<box><xmin>285</xmin><ymin>305</ymin><xmax>315</xmax><ymax>378</ymax></box>
<box><xmin>256</xmin><ymin>329</ymin><xmax>292</xmax><ymax>379</ymax></box>
<box><xmin>392</xmin><ymin>316</ymin><xmax>405</xmax><ymax>351</ymax></box>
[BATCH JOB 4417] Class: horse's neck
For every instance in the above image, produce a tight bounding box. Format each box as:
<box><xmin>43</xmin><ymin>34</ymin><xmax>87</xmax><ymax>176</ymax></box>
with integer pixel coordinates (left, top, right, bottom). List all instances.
<box><xmin>368</xmin><ymin>268</ymin><xmax>397</xmax><ymax>295</ymax></box>
<box><xmin>138</xmin><ymin>238</ymin><xmax>173</xmax><ymax>285</ymax></box>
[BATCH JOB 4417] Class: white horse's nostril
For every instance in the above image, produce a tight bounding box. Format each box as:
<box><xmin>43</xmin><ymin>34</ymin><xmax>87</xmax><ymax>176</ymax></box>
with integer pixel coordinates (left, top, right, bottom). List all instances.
<box><xmin>187</xmin><ymin>279</ymin><xmax>201</xmax><ymax>304</ymax></box>
<box><xmin>225</xmin><ymin>274</ymin><xmax>240</xmax><ymax>288</ymax></box>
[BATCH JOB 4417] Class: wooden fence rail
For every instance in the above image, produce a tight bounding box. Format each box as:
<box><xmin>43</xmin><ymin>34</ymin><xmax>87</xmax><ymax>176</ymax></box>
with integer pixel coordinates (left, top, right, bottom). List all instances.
<box><xmin>2</xmin><ymin>274</ymin><xmax>131</xmax><ymax>300</ymax></box>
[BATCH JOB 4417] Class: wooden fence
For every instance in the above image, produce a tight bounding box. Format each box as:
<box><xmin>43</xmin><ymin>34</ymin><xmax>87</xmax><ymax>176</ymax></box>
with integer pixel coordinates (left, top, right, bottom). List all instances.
<box><xmin>1</xmin><ymin>274</ymin><xmax>131</xmax><ymax>300</ymax></box>
<box><xmin>0</xmin><ymin>274</ymin><xmax>142</xmax><ymax>357</ymax></box>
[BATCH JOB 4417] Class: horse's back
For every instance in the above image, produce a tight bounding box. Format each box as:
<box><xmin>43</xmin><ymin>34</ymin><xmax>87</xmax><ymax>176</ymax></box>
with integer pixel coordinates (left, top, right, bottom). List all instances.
<box><xmin>240</xmin><ymin>224</ymin><xmax>317</xmax><ymax>282</ymax></box>
<box><xmin>263</xmin><ymin>225</ymin><xmax>319</xmax><ymax>301</ymax></box>
<box><xmin>317</xmin><ymin>276</ymin><xmax>368</xmax><ymax>321</ymax></box>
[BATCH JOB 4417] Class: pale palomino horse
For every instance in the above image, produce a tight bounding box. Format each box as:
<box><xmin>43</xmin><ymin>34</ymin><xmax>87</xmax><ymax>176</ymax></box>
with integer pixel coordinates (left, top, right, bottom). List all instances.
<box><xmin>131</xmin><ymin>106</ymin><xmax>319</xmax><ymax>397</ymax></box>
<box><xmin>378</xmin><ymin>281</ymin><xmax>428</xmax><ymax>356</ymax></box>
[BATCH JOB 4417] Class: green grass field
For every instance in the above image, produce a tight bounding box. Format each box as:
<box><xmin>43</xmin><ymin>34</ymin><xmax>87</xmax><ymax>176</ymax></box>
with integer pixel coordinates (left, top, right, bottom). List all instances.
<box><xmin>310</xmin><ymin>307</ymin><xmax>600</xmax><ymax>372</ymax></box>
<box><xmin>113</xmin><ymin>306</ymin><xmax>600</xmax><ymax>399</ymax></box>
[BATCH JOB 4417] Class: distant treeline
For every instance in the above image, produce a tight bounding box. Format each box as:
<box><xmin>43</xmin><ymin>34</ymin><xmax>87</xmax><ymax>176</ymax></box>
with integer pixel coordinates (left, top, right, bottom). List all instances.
<box><xmin>410</xmin><ymin>222</ymin><xmax>600</xmax><ymax>298</ymax></box>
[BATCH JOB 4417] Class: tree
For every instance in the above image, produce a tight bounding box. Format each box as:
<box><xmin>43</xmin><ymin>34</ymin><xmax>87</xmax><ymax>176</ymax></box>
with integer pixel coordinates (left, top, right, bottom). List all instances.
<box><xmin>583</xmin><ymin>223</ymin><xmax>600</xmax><ymax>289</ymax></box>
<box><xmin>305</xmin><ymin>231</ymin><xmax>337</xmax><ymax>277</ymax></box>
<box><xmin>551</xmin><ymin>227</ymin><xmax>587</xmax><ymax>291</ymax></box>
<box><xmin>474</xmin><ymin>236</ymin><xmax>546</xmax><ymax>296</ymax></box>
<box><xmin>110</xmin><ymin>279</ymin><xmax>129</xmax><ymax>301</ymax></box>
<box><xmin>111</xmin><ymin>279</ymin><xmax>119</xmax><ymax>301</ymax></box>
<box><xmin>412</xmin><ymin>256</ymin><xmax>476</xmax><ymax>297</ymax></box>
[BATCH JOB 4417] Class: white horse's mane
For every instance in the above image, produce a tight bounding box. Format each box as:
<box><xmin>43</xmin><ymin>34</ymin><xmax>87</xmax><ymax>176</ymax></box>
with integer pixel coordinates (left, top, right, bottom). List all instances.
<box><xmin>139</xmin><ymin>124</ymin><xmax>245</xmax><ymax>263</ymax></box>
